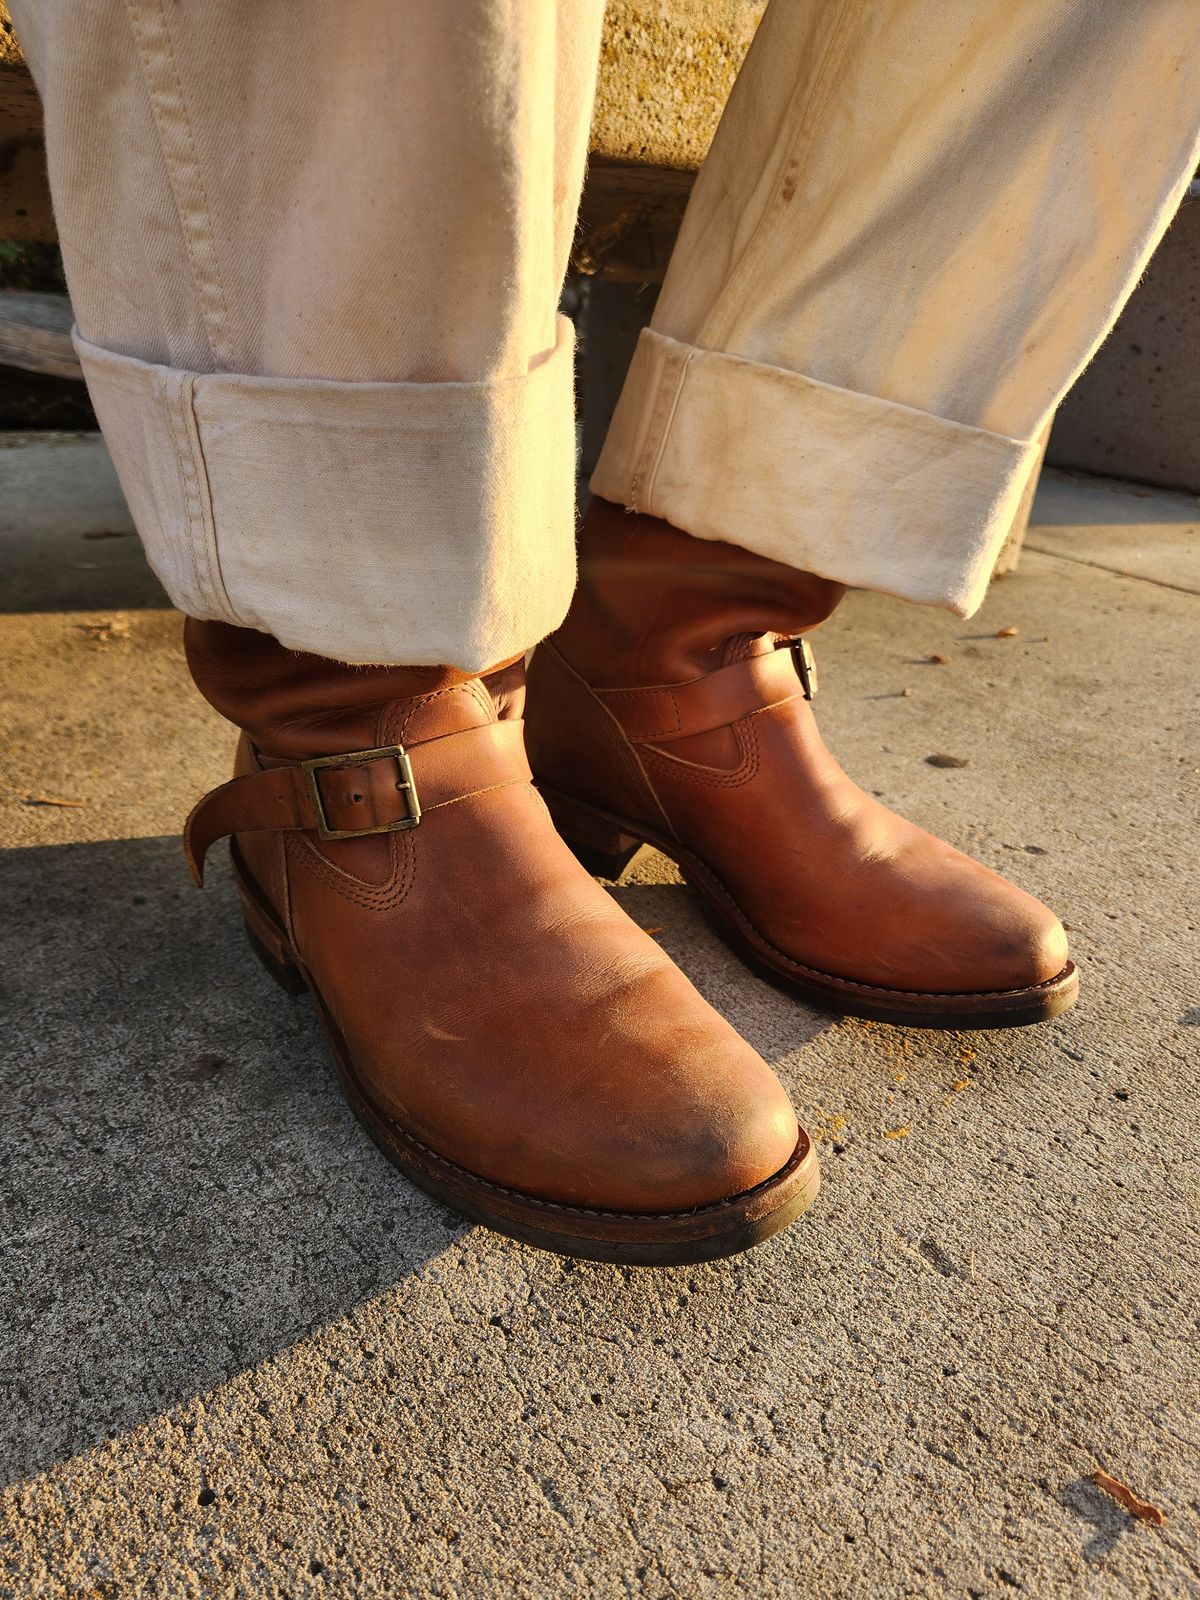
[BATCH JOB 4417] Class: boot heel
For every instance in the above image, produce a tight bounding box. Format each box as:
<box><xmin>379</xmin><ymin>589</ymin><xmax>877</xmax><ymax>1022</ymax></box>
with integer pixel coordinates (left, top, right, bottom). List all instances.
<box><xmin>232</xmin><ymin>844</ymin><xmax>307</xmax><ymax>995</ymax></box>
<box><xmin>541</xmin><ymin>788</ymin><xmax>643</xmax><ymax>881</ymax></box>
<box><xmin>243</xmin><ymin>919</ymin><xmax>308</xmax><ymax>995</ymax></box>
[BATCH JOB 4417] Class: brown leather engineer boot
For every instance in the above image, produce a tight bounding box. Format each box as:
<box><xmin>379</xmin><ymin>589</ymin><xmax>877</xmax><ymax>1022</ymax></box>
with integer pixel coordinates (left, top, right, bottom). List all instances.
<box><xmin>182</xmin><ymin>619</ymin><xmax>817</xmax><ymax>1263</ymax></box>
<box><xmin>526</xmin><ymin>498</ymin><xmax>1077</xmax><ymax>1029</ymax></box>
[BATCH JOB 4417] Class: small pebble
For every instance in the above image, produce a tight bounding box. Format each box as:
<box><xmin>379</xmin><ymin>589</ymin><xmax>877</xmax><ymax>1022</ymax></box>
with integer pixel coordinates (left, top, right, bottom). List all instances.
<box><xmin>995</xmin><ymin>625</ymin><xmax>1019</xmax><ymax>638</ymax></box>
<box><xmin>926</xmin><ymin>753</ymin><xmax>969</xmax><ymax>769</ymax></box>
<box><xmin>182</xmin><ymin>1053</ymin><xmax>226</xmax><ymax>1082</ymax></box>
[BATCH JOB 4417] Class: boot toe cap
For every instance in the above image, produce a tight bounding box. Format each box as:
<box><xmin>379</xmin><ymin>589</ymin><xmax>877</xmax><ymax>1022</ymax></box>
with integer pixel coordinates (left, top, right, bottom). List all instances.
<box><xmin>663</xmin><ymin>1067</ymin><xmax>802</xmax><ymax>1212</ymax></box>
<box><xmin>966</xmin><ymin>887</ymin><xmax>1070</xmax><ymax>993</ymax></box>
<box><xmin>541</xmin><ymin>1012</ymin><xmax>802</xmax><ymax>1215</ymax></box>
<box><xmin>1015</xmin><ymin>904</ymin><xmax>1070</xmax><ymax>988</ymax></box>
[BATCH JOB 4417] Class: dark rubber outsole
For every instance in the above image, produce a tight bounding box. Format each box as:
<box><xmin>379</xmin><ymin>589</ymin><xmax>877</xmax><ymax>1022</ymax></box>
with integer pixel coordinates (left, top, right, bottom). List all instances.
<box><xmin>231</xmin><ymin>844</ymin><xmax>820</xmax><ymax>1266</ymax></box>
<box><xmin>538</xmin><ymin>784</ymin><xmax>1080</xmax><ymax>1031</ymax></box>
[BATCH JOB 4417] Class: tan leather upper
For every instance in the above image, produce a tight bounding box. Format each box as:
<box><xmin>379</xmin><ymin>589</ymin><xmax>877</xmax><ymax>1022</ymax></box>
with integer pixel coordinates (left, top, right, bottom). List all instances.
<box><xmin>527</xmin><ymin>501</ymin><xmax>1069</xmax><ymax>998</ymax></box>
<box><xmin>184</xmin><ymin>619</ymin><xmax>799</xmax><ymax>1213</ymax></box>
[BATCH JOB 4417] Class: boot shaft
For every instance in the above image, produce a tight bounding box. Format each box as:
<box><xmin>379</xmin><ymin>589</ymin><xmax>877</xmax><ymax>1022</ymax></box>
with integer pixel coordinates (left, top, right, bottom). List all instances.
<box><xmin>184</xmin><ymin>618</ymin><xmax>525</xmax><ymax>760</ymax></box>
<box><xmin>558</xmin><ymin>497</ymin><xmax>845</xmax><ymax>689</ymax></box>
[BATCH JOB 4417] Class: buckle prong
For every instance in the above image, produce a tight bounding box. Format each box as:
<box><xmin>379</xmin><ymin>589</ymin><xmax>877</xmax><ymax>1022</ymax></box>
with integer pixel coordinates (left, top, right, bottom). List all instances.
<box><xmin>792</xmin><ymin>637</ymin><xmax>818</xmax><ymax>700</ymax></box>
<box><xmin>301</xmin><ymin>744</ymin><xmax>422</xmax><ymax>840</ymax></box>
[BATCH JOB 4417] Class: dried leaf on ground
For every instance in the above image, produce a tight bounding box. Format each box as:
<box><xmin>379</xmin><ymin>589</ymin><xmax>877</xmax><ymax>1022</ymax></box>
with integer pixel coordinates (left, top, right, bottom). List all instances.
<box><xmin>1092</xmin><ymin>1470</ymin><xmax>1165</xmax><ymax>1525</ymax></box>
<box><xmin>80</xmin><ymin>617</ymin><xmax>131</xmax><ymax>643</ymax></box>
<box><xmin>21</xmin><ymin>792</ymin><xmax>87</xmax><ymax>808</ymax></box>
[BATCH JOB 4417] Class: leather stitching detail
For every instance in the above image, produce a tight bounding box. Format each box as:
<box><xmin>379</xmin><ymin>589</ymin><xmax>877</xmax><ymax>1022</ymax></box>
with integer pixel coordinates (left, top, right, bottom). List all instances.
<box><xmin>596</xmin><ymin>653</ymin><xmax>803</xmax><ymax>745</ymax></box>
<box><xmin>363</xmin><ymin>1108</ymin><xmax>809</xmax><ymax>1224</ymax></box>
<box><xmin>288</xmin><ymin>830</ymin><xmax>415</xmax><ymax>911</ymax></box>
<box><xmin>551</xmin><ymin>788</ymin><xmax>1074</xmax><ymax>1004</ymax></box>
<box><xmin>540</xmin><ymin>645</ymin><xmax>672</xmax><ymax>832</ymax></box>
<box><xmin>641</xmin><ymin>717</ymin><xmax>761</xmax><ymax>790</ymax></box>
<box><xmin>599</xmin><ymin>683</ymin><xmax>684</xmax><ymax>740</ymax></box>
<box><xmin>284</xmin><ymin>778</ymin><xmax>529</xmax><ymax>911</ymax></box>
<box><xmin>324</xmin><ymin>1014</ymin><xmax>812</xmax><ymax>1223</ymax></box>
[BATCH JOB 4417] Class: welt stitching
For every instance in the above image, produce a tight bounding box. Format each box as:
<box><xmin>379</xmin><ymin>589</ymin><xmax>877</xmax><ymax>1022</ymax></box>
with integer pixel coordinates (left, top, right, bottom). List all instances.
<box><xmin>699</xmin><ymin>859</ymin><xmax>1068</xmax><ymax>1002</ymax></box>
<box><xmin>358</xmin><ymin>1107</ymin><xmax>808</xmax><ymax>1224</ymax></box>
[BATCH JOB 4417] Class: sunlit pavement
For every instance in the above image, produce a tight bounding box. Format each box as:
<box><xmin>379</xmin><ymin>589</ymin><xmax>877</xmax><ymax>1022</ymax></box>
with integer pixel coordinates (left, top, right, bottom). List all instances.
<box><xmin>2</xmin><ymin>441</ymin><xmax>1197</xmax><ymax>1597</ymax></box>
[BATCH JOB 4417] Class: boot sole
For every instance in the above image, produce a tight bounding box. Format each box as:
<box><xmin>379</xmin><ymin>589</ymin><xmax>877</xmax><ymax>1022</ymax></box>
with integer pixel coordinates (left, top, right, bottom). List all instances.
<box><xmin>230</xmin><ymin>843</ymin><xmax>819</xmax><ymax>1266</ymax></box>
<box><xmin>538</xmin><ymin>785</ymin><xmax>1079</xmax><ymax>1031</ymax></box>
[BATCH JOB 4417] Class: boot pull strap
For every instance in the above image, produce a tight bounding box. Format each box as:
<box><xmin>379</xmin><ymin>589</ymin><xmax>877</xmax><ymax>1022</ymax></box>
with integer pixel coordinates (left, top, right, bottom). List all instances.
<box><xmin>593</xmin><ymin>639</ymin><xmax>816</xmax><ymax>746</ymax></box>
<box><xmin>184</xmin><ymin>719</ymin><xmax>530</xmax><ymax>886</ymax></box>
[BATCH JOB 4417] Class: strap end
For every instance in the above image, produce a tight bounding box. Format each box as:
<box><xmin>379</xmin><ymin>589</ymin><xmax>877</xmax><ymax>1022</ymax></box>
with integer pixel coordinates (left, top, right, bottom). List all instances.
<box><xmin>182</xmin><ymin>799</ymin><xmax>207</xmax><ymax>888</ymax></box>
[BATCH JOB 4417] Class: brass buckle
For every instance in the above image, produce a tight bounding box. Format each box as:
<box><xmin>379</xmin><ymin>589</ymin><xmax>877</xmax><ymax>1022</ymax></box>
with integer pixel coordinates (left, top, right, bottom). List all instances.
<box><xmin>301</xmin><ymin>744</ymin><xmax>421</xmax><ymax>841</ymax></box>
<box><xmin>792</xmin><ymin>637</ymin><xmax>818</xmax><ymax>700</ymax></box>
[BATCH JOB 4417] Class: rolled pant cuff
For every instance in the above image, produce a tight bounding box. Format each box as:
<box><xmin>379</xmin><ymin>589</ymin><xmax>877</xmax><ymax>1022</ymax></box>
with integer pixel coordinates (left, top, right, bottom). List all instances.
<box><xmin>74</xmin><ymin>317</ymin><xmax>579</xmax><ymax>670</ymax></box>
<box><xmin>591</xmin><ymin>328</ymin><xmax>1040</xmax><ymax>618</ymax></box>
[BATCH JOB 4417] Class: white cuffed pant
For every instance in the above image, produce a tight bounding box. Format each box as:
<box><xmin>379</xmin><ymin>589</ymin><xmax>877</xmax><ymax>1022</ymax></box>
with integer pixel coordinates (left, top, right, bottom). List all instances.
<box><xmin>12</xmin><ymin>1</ymin><xmax>1200</xmax><ymax>668</ymax></box>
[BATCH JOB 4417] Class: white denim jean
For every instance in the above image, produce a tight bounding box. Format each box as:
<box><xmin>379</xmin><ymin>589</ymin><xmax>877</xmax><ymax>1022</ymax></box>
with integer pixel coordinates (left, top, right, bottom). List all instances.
<box><xmin>11</xmin><ymin>1</ymin><xmax>1200</xmax><ymax>668</ymax></box>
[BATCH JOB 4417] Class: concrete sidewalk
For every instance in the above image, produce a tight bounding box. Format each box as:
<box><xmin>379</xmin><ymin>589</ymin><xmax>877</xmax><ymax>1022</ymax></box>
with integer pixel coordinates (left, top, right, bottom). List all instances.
<box><xmin>1</xmin><ymin>453</ymin><xmax>1197</xmax><ymax>1597</ymax></box>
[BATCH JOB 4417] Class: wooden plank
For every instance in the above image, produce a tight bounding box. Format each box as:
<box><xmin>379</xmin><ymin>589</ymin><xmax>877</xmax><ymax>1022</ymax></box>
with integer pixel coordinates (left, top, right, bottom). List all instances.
<box><xmin>0</xmin><ymin>290</ymin><xmax>81</xmax><ymax>379</ymax></box>
<box><xmin>572</xmin><ymin>159</ymin><xmax>694</xmax><ymax>282</ymax></box>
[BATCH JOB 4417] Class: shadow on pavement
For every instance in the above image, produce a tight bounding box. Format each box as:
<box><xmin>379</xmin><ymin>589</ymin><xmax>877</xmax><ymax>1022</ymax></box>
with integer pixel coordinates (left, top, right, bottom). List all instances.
<box><xmin>0</xmin><ymin>836</ymin><xmax>458</xmax><ymax>1486</ymax></box>
<box><xmin>1059</xmin><ymin>1477</ymin><xmax>1138</xmax><ymax>1563</ymax></box>
<box><xmin>0</xmin><ymin>835</ymin><xmax>835</xmax><ymax>1488</ymax></box>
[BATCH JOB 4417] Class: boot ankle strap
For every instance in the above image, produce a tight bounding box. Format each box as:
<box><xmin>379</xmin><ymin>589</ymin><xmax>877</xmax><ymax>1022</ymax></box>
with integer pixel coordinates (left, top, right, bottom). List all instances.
<box><xmin>184</xmin><ymin>719</ymin><xmax>530</xmax><ymax>885</ymax></box>
<box><xmin>592</xmin><ymin>639</ymin><xmax>816</xmax><ymax>746</ymax></box>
